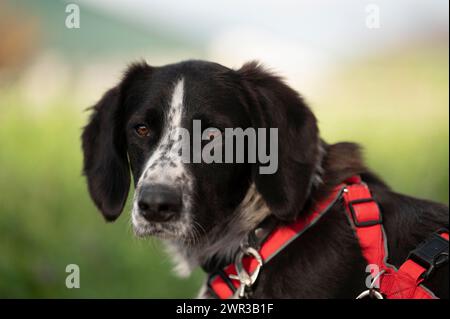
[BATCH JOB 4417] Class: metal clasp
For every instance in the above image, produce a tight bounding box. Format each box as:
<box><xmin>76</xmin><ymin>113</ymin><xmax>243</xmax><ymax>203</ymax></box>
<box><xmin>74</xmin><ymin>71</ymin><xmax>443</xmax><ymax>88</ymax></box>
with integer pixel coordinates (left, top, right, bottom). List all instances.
<box><xmin>356</xmin><ymin>289</ymin><xmax>384</xmax><ymax>299</ymax></box>
<box><xmin>356</xmin><ymin>270</ymin><xmax>385</xmax><ymax>299</ymax></box>
<box><xmin>229</xmin><ymin>246</ymin><xmax>264</xmax><ymax>298</ymax></box>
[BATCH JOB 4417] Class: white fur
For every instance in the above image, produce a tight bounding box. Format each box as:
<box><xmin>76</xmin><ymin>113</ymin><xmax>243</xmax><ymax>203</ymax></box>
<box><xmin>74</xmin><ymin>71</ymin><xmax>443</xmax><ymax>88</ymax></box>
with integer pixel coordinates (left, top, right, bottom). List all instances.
<box><xmin>139</xmin><ymin>78</ymin><xmax>185</xmax><ymax>185</ymax></box>
<box><xmin>132</xmin><ymin>78</ymin><xmax>194</xmax><ymax>239</ymax></box>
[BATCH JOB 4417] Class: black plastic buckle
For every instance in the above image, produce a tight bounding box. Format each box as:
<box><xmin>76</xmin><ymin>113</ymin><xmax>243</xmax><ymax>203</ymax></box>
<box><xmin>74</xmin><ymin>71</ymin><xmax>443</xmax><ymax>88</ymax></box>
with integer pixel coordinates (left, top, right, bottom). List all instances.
<box><xmin>348</xmin><ymin>198</ymin><xmax>382</xmax><ymax>227</ymax></box>
<box><xmin>408</xmin><ymin>229</ymin><xmax>449</xmax><ymax>279</ymax></box>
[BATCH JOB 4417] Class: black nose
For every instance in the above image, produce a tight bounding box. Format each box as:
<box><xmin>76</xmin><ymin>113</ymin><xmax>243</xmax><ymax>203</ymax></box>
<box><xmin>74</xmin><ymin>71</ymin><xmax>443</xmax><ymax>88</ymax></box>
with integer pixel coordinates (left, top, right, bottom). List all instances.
<box><xmin>137</xmin><ymin>184</ymin><xmax>182</xmax><ymax>222</ymax></box>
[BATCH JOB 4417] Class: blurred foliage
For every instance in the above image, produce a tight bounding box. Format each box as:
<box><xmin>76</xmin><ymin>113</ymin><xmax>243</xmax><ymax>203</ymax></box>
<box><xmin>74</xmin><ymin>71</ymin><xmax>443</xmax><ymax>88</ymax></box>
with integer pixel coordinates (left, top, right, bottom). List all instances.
<box><xmin>0</xmin><ymin>48</ymin><xmax>448</xmax><ymax>298</ymax></box>
<box><xmin>314</xmin><ymin>48</ymin><xmax>449</xmax><ymax>203</ymax></box>
<box><xmin>0</xmin><ymin>95</ymin><xmax>204</xmax><ymax>298</ymax></box>
<box><xmin>0</xmin><ymin>2</ymin><xmax>39</xmax><ymax>69</ymax></box>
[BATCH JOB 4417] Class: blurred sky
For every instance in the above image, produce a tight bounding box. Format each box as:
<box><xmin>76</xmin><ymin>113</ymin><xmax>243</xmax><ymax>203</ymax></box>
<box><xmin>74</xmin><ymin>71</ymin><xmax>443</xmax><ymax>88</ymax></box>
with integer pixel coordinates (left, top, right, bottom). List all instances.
<box><xmin>79</xmin><ymin>0</ymin><xmax>449</xmax><ymax>57</ymax></box>
<box><xmin>78</xmin><ymin>0</ymin><xmax>449</xmax><ymax>84</ymax></box>
<box><xmin>1</xmin><ymin>0</ymin><xmax>448</xmax><ymax>108</ymax></box>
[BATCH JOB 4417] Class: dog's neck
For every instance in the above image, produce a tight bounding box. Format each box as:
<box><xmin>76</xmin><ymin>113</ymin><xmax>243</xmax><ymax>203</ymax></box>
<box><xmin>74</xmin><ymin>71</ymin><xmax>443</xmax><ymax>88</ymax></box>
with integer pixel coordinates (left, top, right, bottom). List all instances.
<box><xmin>164</xmin><ymin>183</ymin><xmax>272</xmax><ymax>277</ymax></box>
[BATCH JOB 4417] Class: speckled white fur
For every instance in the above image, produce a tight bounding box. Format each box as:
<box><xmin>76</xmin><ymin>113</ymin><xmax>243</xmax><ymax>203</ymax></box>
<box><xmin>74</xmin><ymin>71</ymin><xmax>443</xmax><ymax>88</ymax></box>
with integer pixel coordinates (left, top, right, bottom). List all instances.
<box><xmin>132</xmin><ymin>78</ymin><xmax>194</xmax><ymax>240</ymax></box>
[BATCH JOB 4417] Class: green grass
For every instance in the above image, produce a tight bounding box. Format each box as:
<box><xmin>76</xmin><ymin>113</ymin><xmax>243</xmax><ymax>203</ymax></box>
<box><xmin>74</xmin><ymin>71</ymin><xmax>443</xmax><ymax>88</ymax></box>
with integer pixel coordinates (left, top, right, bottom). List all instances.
<box><xmin>0</xmin><ymin>101</ymin><xmax>204</xmax><ymax>298</ymax></box>
<box><xmin>0</xmin><ymin>48</ymin><xmax>448</xmax><ymax>297</ymax></box>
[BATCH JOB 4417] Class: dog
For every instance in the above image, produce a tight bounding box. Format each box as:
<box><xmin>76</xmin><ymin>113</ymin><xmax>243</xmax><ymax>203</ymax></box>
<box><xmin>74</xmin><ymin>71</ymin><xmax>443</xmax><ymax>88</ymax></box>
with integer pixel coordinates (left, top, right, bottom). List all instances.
<box><xmin>81</xmin><ymin>60</ymin><xmax>448</xmax><ymax>298</ymax></box>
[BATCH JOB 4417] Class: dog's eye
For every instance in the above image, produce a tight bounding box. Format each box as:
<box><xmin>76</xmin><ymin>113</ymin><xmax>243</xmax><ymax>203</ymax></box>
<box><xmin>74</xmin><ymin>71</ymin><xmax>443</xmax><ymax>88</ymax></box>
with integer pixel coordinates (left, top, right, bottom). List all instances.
<box><xmin>134</xmin><ymin>124</ymin><xmax>150</xmax><ymax>137</ymax></box>
<box><xmin>204</xmin><ymin>128</ymin><xmax>221</xmax><ymax>140</ymax></box>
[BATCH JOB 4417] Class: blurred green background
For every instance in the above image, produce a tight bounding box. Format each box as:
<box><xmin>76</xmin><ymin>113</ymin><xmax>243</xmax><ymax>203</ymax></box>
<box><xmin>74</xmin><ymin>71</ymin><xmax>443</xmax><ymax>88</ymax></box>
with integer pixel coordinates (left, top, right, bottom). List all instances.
<box><xmin>0</xmin><ymin>0</ymin><xmax>448</xmax><ymax>298</ymax></box>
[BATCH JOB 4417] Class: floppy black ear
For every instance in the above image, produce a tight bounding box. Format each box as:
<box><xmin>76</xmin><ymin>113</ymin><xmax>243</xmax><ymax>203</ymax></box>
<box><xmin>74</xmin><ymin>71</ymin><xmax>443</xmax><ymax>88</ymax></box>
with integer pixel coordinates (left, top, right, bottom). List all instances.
<box><xmin>237</xmin><ymin>62</ymin><xmax>320</xmax><ymax>221</ymax></box>
<box><xmin>81</xmin><ymin>87</ymin><xmax>130</xmax><ymax>221</ymax></box>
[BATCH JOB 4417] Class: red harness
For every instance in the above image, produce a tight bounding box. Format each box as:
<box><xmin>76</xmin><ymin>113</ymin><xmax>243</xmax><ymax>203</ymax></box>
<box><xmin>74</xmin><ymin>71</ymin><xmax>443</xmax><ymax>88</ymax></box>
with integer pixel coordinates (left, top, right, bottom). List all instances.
<box><xmin>207</xmin><ymin>176</ymin><xmax>449</xmax><ymax>299</ymax></box>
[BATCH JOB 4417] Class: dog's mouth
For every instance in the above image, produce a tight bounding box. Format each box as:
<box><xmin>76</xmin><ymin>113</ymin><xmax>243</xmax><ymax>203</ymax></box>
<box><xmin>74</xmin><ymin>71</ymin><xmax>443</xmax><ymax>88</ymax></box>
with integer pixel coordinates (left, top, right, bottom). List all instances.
<box><xmin>131</xmin><ymin>208</ymin><xmax>199</xmax><ymax>243</ymax></box>
<box><xmin>132</xmin><ymin>212</ymin><xmax>174</xmax><ymax>235</ymax></box>
<box><xmin>132</xmin><ymin>220</ymin><xmax>180</xmax><ymax>239</ymax></box>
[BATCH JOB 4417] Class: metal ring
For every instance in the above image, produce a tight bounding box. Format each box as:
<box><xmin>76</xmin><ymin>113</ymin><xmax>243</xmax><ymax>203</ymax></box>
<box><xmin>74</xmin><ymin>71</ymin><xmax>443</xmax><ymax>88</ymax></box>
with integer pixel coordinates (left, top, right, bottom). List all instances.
<box><xmin>356</xmin><ymin>289</ymin><xmax>384</xmax><ymax>299</ymax></box>
<box><xmin>229</xmin><ymin>245</ymin><xmax>264</xmax><ymax>298</ymax></box>
<box><xmin>355</xmin><ymin>269</ymin><xmax>385</xmax><ymax>299</ymax></box>
<box><xmin>234</xmin><ymin>247</ymin><xmax>263</xmax><ymax>286</ymax></box>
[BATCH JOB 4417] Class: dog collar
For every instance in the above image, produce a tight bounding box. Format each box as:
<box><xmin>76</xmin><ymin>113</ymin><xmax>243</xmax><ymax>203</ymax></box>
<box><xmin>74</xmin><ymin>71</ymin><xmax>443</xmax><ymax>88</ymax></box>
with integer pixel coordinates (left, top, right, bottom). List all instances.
<box><xmin>206</xmin><ymin>180</ymin><xmax>345</xmax><ymax>299</ymax></box>
<box><xmin>206</xmin><ymin>176</ymin><xmax>449</xmax><ymax>299</ymax></box>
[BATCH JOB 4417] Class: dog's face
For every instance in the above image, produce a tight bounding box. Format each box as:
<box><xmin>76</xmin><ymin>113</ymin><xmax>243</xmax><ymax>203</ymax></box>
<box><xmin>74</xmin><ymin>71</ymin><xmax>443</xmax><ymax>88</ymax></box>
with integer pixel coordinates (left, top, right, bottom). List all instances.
<box><xmin>82</xmin><ymin>60</ymin><xmax>320</xmax><ymax>245</ymax></box>
<box><xmin>124</xmin><ymin>62</ymin><xmax>253</xmax><ymax>241</ymax></box>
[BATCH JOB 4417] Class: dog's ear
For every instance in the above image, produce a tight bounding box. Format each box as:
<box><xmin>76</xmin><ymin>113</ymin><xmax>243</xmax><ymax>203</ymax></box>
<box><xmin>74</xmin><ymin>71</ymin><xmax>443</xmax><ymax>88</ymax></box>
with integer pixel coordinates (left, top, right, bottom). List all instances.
<box><xmin>237</xmin><ymin>61</ymin><xmax>320</xmax><ymax>221</ymax></box>
<box><xmin>81</xmin><ymin>86</ymin><xmax>130</xmax><ymax>221</ymax></box>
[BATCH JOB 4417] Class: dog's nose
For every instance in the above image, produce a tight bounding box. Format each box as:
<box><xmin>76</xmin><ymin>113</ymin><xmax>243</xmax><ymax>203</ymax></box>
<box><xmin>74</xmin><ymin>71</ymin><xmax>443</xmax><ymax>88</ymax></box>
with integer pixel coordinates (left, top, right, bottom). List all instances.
<box><xmin>137</xmin><ymin>184</ymin><xmax>182</xmax><ymax>222</ymax></box>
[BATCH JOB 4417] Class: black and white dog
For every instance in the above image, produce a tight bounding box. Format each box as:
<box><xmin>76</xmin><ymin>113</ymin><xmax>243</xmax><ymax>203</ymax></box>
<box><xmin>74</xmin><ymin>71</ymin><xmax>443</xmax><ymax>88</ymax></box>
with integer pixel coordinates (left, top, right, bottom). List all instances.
<box><xmin>81</xmin><ymin>60</ymin><xmax>448</xmax><ymax>298</ymax></box>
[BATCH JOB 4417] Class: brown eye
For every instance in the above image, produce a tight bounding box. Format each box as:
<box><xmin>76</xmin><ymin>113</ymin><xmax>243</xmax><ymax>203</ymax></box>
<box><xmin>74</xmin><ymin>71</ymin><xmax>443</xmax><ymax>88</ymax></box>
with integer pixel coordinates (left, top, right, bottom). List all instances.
<box><xmin>205</xmin><ymin>128</ymin><xmax>221</xmax><ymax>140</ymax></box>
<box><xmin>134</xmin><ymin>124</ymin><xmax>150</xmax><ymax>137</ymax></box>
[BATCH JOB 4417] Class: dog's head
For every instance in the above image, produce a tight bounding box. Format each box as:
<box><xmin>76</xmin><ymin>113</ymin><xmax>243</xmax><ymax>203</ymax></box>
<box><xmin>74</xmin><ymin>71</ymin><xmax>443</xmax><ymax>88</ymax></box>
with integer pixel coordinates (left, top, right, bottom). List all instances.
<box><xmin>82</xmin><ymin>60</ymin><xmax>320</xmax><ymax>245</ymax></box>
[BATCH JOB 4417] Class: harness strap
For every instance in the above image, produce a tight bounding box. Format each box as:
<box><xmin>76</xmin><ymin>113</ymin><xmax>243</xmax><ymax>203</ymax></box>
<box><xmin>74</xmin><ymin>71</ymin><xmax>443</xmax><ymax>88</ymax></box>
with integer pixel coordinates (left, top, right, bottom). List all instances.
<box><xmin>342</xmin><ymin>176</ymin><xmax>448</xmax><ymax>299</ymax></box>
<box><xmin>207</xmin><ymin>176</ymin><xmax>448</xmax><ymax>299</ymax></box>
<box><xmin>379</xmin><ymin>231</ymin><xmax>448</xmax><ymax>299</ymax></box>
<box><xmin>207</xmin><ymin>184</ymin><xmax>346</xmax><ymax>299</ymax></box>
<box><xmin>342</xmin><ymin>177</ymin><xmax>386</xmax><ymax>269</ymax></box>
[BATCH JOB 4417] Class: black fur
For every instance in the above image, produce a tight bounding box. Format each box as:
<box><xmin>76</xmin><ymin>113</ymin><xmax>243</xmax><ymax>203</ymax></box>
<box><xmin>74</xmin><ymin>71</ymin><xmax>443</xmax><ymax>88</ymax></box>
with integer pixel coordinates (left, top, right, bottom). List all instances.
<box><xmin>81</xmin><ymin>87</ymin><xmax>130</xmax><ymax>221</ymax></box>
<box><xmin>238</xmin><ymin>62</ymin><xmax>321</xmax><ymax>221</ymax></box>
<box><xmin>81</xmin><ymin>60</ymin><xmax>449</xmax><ymax>298</ymax></box>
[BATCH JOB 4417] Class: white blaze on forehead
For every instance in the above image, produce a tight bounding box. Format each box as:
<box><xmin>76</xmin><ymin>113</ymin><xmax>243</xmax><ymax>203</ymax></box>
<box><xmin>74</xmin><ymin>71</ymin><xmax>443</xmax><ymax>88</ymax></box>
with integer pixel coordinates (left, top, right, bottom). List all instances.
<box><xmin>138</xmin><ymin>78</ymin><xmax>187</xmax><ymax>186</ymax></box>
<box><xmin>170</xmin><ymin>78</ymin><xmax>184</xmax><ymax>124</ymax></box>
<box><xmin>132</xmin><ymin>78</ymin><xmax>194</xmax><ymax>243</ymax></box>
<box><xmin>167</xmin><ymin>79</ymin><xmax>184</xmax><ymax>133</ymax></box>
